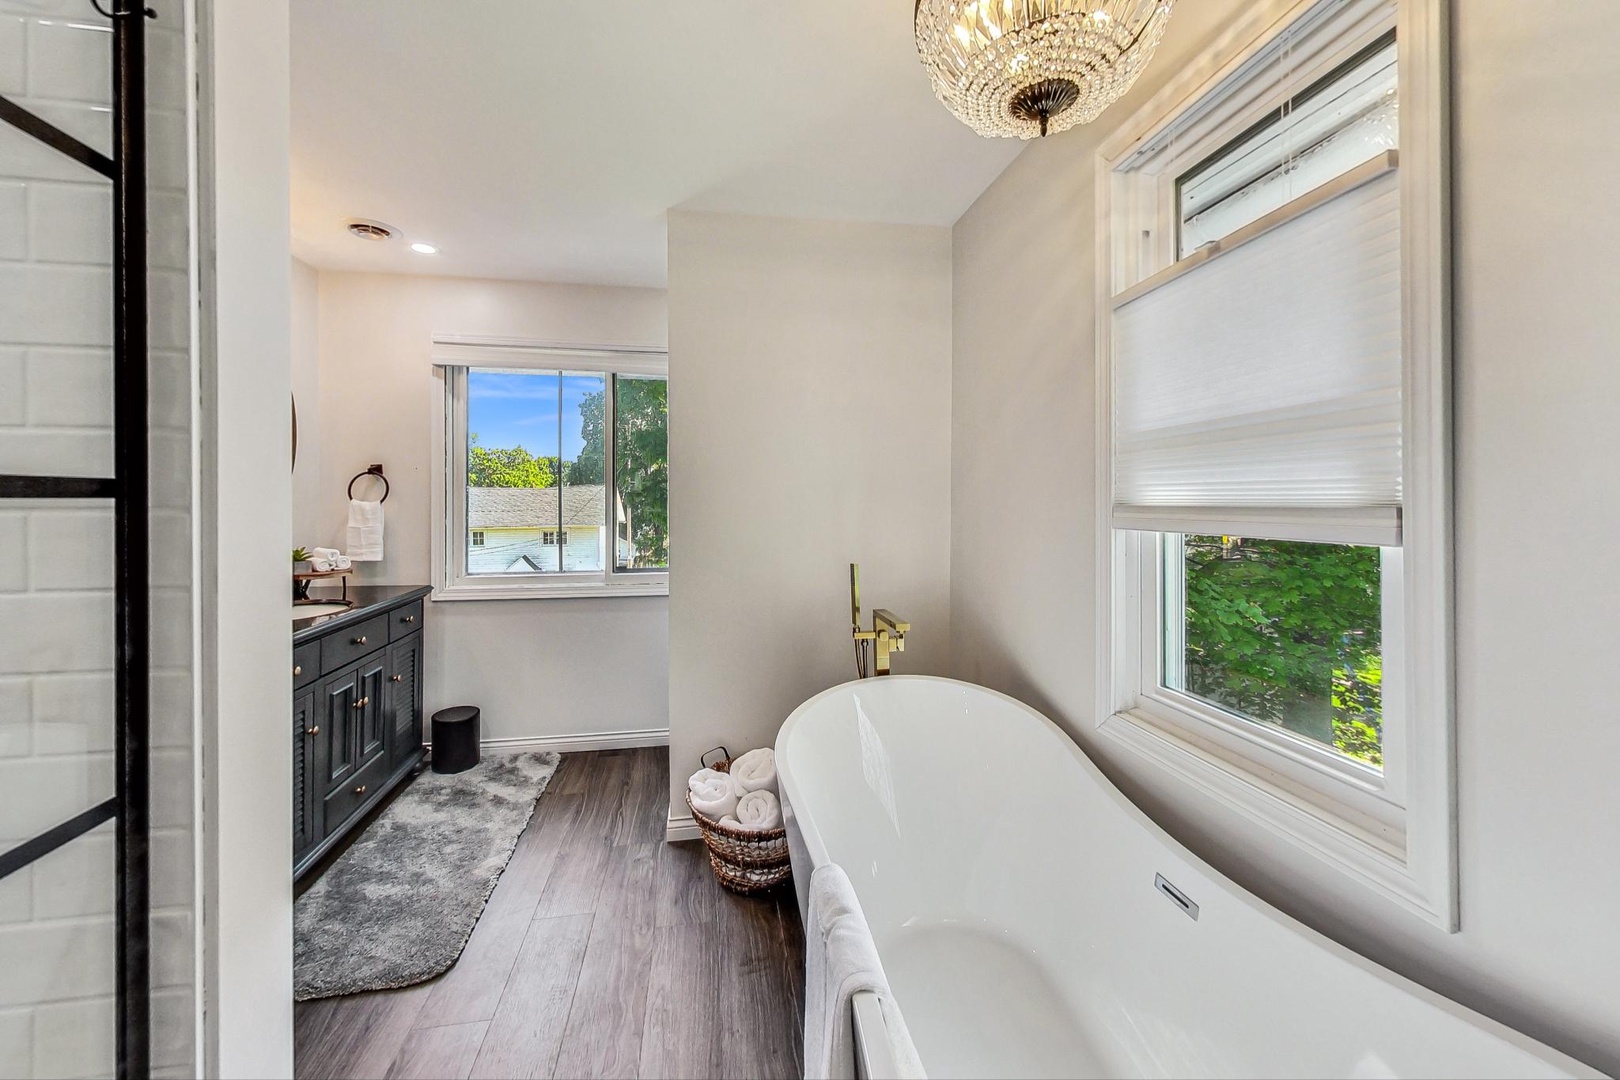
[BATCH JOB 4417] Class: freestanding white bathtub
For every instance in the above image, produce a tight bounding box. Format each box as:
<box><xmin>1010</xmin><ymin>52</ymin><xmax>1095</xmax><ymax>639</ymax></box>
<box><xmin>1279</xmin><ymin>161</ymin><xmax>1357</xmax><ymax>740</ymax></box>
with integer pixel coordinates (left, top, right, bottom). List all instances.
<box><xmin>776</xmin><ymin>676</ymin><xmax>1601</xmax><ymax>1080</ymax></box>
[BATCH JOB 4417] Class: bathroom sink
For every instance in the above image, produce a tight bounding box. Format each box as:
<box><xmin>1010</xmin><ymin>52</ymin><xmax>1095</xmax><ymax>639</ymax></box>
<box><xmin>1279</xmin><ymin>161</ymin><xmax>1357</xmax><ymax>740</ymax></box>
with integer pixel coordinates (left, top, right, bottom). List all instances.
<box><xmin>293</xmin><ymin>601</ymin><xmax>352</xmax><ymax>621</ymax></box>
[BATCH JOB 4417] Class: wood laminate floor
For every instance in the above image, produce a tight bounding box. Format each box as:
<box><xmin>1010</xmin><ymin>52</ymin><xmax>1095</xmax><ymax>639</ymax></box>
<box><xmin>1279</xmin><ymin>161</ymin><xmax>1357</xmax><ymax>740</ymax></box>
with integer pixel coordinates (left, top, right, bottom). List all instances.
<box><xmin>294</xmin><ymin>748</ymin><xmax>806</xmax><ymax>1080</ymax></box>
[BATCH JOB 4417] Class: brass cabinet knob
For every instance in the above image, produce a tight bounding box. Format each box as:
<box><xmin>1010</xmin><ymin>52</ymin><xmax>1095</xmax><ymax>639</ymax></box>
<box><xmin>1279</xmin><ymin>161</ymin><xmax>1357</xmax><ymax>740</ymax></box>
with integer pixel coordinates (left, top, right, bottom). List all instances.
<box><xmin>293</xmin><ymin>664</ymin><xmax>302</xmax><ymax>676</ymax></box>
<box><xmin>390</xmin><ymin>674</ymin><xmax>402</xmax><ymax>683</ymax></box>
<box><xmin>402</xmin><ymin>615</ymin><xmax>415</xmax><ymax>624</ymax></box>
<box><xmin>353</xmin><ymin>696</ymin><xmax>369</xmax><ymax>709</ymax></box>
<box><xmin>354</xmin><ymin>785</ymin><xmax>367</xmax><ymax>795</ymax></box>
<box><xmin>352</xmin><ymin>635</ymin><xmax>367</xmax><ymax>645</ymax></box>
<box><xmin>305</xmin><ymin>726</ymin><xmax>319</xmax><ymax>736</ymax></box>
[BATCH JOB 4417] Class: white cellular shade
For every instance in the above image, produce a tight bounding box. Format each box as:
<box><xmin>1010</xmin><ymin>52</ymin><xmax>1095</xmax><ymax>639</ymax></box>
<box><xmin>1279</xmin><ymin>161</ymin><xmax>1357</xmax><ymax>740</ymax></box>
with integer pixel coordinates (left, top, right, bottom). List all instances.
<box><xmin>1111</xmin><ymin>168</ymin><xmax>1402</xmax><ymax>545</ymax></box>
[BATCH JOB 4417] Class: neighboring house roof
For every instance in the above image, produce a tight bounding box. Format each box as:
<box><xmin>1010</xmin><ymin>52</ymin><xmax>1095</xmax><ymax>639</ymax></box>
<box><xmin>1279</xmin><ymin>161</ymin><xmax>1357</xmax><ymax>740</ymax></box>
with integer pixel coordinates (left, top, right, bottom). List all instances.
<box><xmin>467</xmin><ymin>485</ymin><xmax>608</xmax><ymax>529</ymax></box>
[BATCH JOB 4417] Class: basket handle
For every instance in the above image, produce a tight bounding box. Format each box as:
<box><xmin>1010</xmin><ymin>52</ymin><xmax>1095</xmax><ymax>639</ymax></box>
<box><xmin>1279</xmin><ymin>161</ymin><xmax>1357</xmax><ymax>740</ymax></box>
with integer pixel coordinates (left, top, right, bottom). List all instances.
<box><xmin>701</xmin><ymin>745</ymin><xmax>731</xmax><ymax>772</ymax></box>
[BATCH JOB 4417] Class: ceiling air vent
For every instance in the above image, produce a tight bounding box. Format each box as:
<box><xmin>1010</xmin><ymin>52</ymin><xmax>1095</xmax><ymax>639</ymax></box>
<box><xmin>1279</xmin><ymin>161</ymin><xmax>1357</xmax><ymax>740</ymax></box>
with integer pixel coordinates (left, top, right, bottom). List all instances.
<box><xmin>346</xmin><ymin>218</ymin><xmax>396</xmax><ymax>241</ymax></box>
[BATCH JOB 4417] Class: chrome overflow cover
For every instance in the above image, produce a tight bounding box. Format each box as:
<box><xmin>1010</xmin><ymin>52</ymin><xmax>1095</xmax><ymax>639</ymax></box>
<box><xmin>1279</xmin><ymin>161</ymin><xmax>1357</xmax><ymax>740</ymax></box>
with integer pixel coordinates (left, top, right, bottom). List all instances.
<box><xmin>1155</xmin><ymin>873</ymin><xmax>1199</xmax><ymax>920</ymax></box>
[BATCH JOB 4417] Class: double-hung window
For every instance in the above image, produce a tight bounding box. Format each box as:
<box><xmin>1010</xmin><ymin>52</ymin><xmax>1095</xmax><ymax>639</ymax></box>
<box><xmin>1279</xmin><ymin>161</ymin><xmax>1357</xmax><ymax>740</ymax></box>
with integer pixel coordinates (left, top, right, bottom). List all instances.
<box><xmin>1096</xmin><ymin>0</ymin><xmax>1454</xmax><ymax>927</ymax></box>
<box><xmin>432</xmin><ymin>339</ymin><xmax>669</xmax><ymax>599</ymax></box>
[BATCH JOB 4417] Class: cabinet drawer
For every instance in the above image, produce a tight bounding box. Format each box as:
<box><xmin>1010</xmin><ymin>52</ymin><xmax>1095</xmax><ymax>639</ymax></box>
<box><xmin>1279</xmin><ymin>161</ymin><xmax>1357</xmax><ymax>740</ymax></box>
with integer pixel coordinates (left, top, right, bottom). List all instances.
<box><xmin>322</xmin><ymin>750</ymin><xmax>387</xmax><ymax>834</ymax></box>
<box><xmin>388</xmin><ymin>600</ymin><xmax>424</xmax><ymax>642</ymax></box>
<box><xmin>293</xmin><ymin>642</ymin><xmax>320</xmax><ymax>688</ymax></box>
<box><xmin>320</xmin><ymin>614</ymin><xmax>389</xmax><ymax>673</ymax></box>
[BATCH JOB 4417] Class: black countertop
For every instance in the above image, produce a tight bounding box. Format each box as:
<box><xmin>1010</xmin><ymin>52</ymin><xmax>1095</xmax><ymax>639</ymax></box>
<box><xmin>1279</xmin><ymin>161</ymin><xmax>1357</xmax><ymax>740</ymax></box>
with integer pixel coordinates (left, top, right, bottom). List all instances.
<box><xmin>292</xmin><ymin>583</ymin><xmax>432</xmax><ymax>644</ymax></box>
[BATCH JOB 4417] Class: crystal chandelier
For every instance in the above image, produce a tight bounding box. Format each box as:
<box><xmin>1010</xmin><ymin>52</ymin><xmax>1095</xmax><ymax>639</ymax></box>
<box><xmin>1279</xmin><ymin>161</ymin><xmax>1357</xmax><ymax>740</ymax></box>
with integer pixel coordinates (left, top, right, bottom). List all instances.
<box><xmin>915</xmin><ymin>0</ymin><xmax>1175</xmax><ymax>139</ymax></box>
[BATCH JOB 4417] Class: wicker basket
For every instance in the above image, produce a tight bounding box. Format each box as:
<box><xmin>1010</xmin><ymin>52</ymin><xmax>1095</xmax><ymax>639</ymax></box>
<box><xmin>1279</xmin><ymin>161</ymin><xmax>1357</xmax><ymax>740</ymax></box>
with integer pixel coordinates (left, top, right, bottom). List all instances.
<box><xmin>688</xmin><ymin>751</ymin><xmax>791</xmax><ymax>895</ymax></box>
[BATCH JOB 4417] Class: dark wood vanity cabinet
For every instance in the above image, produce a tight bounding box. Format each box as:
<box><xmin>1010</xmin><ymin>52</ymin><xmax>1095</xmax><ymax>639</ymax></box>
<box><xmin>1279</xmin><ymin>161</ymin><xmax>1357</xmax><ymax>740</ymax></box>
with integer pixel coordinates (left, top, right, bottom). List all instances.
<box><xmin>293</xmin><ymin>588</ymin><xmax>429</xmax><ymax>880</ymax></box>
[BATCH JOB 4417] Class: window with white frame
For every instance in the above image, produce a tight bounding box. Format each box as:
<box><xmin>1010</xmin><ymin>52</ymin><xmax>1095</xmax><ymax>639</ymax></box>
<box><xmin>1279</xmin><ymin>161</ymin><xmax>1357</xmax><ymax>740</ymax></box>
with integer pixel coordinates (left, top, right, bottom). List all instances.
<box><xmin>432</xmin><ymin>340</ymin><xmax>668</xmax><ymax>599</ymax></box>
<box><xmin>1096</xmin><ymin>0</ymin><xmax>1454</xmax><ymax>928</ymax></box>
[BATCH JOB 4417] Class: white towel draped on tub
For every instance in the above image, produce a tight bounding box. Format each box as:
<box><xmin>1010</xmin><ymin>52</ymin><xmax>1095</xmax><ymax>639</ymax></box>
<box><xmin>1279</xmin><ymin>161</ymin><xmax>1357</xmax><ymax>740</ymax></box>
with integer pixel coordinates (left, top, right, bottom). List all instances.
<box><xmin>804</xmin><ymin>863</ymin><xmax>924</xmax><ymax>1080</ymax></box>
<box><xmin>728</xmin><ymin>747</ymin><xmax>777</xmax><ymax>796</ymax></box>
<box><xmin>688</xmin><ymin>767</ymin><xmax>738</xmax><ymax>821</ymax></box>
<box><xmin>347</xmin><ymin>499</ymin><xmax>384</xmax><ymax>562</ymax></box>
<box><xmin>721</xmin><ymin>789</ymin><xmax>781</xmax><ymax>832</ymax></box>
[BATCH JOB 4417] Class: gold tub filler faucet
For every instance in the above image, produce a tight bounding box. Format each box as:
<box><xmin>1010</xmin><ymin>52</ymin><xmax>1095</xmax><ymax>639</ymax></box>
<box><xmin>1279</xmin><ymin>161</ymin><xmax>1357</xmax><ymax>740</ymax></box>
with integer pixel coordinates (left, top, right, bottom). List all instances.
<box><xmin>850</xmin><ymin>563</ymin><xmax>909</xmax><ymax>678</ymax></box>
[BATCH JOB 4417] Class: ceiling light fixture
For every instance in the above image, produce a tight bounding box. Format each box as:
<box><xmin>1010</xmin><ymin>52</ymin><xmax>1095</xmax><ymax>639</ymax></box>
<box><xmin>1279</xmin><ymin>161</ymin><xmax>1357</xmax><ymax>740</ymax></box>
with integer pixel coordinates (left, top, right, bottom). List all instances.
<box><xmin>915</xmin><ymin>1</ymin><xmax>1174</xmax><ymax>139</ymax></box>
<box><xmin>410</xmin><ymin>242</ymin><xmax>439</xmax><ymax>255</ymax></box>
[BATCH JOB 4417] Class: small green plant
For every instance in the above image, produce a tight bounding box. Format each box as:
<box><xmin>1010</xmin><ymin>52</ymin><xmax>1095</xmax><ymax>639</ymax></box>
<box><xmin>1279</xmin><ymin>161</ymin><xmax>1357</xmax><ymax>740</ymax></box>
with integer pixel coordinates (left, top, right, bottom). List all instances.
<box><xmin>292</xmin><ymin>547</ymin><xmax>311</xmax><ymax>563</ymax></box>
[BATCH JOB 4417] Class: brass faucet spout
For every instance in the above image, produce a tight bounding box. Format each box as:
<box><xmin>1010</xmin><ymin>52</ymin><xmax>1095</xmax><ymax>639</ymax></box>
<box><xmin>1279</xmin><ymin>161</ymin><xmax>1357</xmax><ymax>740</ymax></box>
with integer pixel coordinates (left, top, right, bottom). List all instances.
<box><xmin>872</xmin><ymin>609</ymin><xmax>910</xmax><ymax>635</ymax></box>
<box><xmin>851</xmin><ymin>566</ymin><xmax>909</xmax><ymax>677</ymax></box>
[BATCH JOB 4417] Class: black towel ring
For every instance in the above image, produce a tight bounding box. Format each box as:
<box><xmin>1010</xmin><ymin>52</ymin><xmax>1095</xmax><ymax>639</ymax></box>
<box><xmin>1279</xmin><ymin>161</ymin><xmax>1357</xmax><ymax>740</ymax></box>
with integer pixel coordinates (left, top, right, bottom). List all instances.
<box><xmin>347</xmin><ymin>464</ymin><xmax>389</xmax><ymax>503</ymax></box>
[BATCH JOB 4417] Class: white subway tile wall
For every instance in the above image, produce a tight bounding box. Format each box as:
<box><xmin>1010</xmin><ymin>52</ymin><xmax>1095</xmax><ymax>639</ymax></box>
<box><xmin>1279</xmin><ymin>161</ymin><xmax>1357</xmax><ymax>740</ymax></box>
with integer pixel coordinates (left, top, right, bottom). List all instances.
<box><xmin>0</xmin><ymin>0</ymin><xmax>195</xmax><ymax>1075</ymax></box>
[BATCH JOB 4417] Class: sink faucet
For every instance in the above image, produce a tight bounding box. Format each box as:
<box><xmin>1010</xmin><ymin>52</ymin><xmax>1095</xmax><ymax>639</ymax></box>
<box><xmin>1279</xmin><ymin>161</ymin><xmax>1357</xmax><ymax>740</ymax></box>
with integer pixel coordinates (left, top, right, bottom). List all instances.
<box><xmin>850</xmin><ymin>563</ymin><xmax>910</xmax><ymax>677</ymax></box>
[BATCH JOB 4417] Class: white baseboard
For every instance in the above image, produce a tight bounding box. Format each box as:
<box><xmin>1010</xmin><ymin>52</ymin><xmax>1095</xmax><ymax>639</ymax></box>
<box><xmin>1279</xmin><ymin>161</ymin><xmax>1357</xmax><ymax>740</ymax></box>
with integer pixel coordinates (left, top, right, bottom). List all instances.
<box><xmin>665</xmin><ymin>811</ymin><xmax>702</xmax><ymax>843</ymax></box>
<box><xmin>426</xmin><ymin>727</ymin><xmax>669</xmax><ymax>756</ymax></box>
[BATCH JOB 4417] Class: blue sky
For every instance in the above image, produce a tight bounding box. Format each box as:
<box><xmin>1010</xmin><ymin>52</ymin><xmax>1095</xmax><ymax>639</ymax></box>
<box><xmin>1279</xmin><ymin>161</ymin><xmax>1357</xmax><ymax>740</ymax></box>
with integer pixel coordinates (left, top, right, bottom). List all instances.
<box><xmin>467</xmin><ymin>371</ymin><xmax>603</xmax><ymax>461</ymax></box>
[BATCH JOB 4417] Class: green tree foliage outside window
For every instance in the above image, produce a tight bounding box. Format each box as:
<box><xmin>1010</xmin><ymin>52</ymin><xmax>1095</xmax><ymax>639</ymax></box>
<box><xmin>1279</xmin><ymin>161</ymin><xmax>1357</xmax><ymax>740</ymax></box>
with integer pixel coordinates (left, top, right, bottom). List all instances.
<box><xmin>467</xmin><ymin>435</ymin><xmax>557</xmax><ymax>489</ymax></box>
<box><xmin>569</xmin><ymin>378</ymin><xmax>668</xmax><ymax>568</ymax></box>
<box><xmin>1181</xmin><ymin>535</ymin><xmax>1384</xmax><ymax>766</ymax></box>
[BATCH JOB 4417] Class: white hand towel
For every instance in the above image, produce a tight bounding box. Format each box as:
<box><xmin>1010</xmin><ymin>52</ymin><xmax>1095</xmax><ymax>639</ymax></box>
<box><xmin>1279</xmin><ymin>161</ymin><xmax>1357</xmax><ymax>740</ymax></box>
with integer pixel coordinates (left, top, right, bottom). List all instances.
<box><xmin>729</xmin><ymin>788</ymin><xmax>781</xmax><ymax>832</ymax></box>
<box><xmin>311</xmin><ymin>547</ymin><xmax>341</xmax><ymax>562</ymax></box>
<box><xmin>804</xmin><ymin>863</ymin><xmax>925</xmax><ymax>1080</ymax></box>
<box><xmin>347</xmin><ymin>499</ymin><xmax>384</xmax><ymax>562</ymax></box>
<box><xmin>333</xmin><ymin>554</ymin><xmax>352</xmax><ymax>570</ymax></box>
<box><xmin>309</xmin><ymin>555</ymin><xmax>336</xmax><ymax>572</ymax></box>
<box><xmin>728</xmin><ymin>747</ymin><xmax>778</xmax><ymax>796</ymax></box>
<box><xmin>688</xmin><ymin>767</ymin><xmax>738</xmax><ymax>821</ymax></box>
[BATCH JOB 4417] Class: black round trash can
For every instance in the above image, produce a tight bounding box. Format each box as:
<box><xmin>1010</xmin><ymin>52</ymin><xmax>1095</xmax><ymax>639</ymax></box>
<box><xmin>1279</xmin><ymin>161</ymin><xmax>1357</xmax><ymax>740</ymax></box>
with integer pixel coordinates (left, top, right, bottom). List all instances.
<box><xmin>431</xmin><ymin>706</ymin><xmax>481</xmax><ymax>774</ymax></box>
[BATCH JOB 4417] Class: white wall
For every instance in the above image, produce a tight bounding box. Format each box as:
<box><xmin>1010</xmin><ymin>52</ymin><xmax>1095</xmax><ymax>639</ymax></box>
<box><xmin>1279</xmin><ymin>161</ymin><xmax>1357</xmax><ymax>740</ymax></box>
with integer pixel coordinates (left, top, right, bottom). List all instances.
<box><xmin>198</xmin><ymin>0</ymin><xmax>295</xmax><ymax>1074</ymax></box>
<box><xmin>665</xmin><ymin>211</ymin><xmax>953</xmax><ymax>817</ymax></box>
<box><xmin>949</xmin><ymin>1</ymin><xmax>1620</xmax><ymax>1071</ymax></box>
<box><xmin>290</xmin><ymin>256</ymin><xmax>321</xmax><ymax>545</ymax></box>
<box><xmin>308</xmin><ymin>271</ymin><xmax>670</xmax><ymax>742</ymax></box>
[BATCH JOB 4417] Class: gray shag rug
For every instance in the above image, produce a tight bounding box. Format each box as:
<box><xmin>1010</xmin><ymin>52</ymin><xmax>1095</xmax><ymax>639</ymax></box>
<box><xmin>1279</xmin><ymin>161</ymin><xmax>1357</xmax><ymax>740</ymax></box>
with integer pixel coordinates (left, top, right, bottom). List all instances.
<box><xmin>294</xmin><ymin>751</ymin><xmax>559</xmax><ymax>1001</ymax></box>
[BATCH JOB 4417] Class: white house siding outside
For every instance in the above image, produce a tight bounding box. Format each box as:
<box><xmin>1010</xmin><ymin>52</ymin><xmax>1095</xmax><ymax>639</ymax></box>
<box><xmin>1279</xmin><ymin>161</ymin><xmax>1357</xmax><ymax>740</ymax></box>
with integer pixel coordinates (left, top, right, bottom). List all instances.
<box><xmin>465</xmin><ymin>485</ymin><xmax>630</xmax><ymax>574</ymax></box>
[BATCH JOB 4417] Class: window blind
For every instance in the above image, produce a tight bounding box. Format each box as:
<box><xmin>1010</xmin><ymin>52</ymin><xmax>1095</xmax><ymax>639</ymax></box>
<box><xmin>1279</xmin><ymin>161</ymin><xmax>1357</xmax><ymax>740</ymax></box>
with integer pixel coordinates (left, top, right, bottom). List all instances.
<box><xmin>1110</xmin><ymin>166</ymin><xmax>1402</xmax><ymax>547</ymax></box>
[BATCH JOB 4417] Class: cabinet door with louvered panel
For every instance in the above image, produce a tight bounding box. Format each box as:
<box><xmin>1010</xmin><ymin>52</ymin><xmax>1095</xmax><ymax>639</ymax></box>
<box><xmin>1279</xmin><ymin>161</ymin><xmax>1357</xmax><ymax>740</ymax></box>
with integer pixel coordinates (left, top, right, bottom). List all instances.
<box><xmin>293</xmin><ymin>685</ymin><xmax>318</xmax><ymax>859</ymax></box>
<box><xmin>386</xmin><ymin>632</ymin><xmax>425</xmax><ymax>774</ymax></box>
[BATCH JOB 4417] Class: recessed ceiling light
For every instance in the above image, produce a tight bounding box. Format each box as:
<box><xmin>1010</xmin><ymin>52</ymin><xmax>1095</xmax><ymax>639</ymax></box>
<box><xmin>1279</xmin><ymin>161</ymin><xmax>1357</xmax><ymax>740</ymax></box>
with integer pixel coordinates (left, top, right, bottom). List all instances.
<box><xmin>410</xmin><ymin>242</ymin><xmax>439</xmax><ymax>255</ymax></box>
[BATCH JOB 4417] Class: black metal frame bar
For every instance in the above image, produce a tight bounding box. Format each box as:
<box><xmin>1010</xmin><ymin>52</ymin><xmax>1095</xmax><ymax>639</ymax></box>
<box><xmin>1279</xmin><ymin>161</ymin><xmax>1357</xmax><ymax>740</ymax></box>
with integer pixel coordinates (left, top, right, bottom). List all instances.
<box><xmin>112</xmin><ymin>7</ymin><xmax>152</xmax><ymax>1076</ymax></box>
<box><xmin>0</xmin><ymin>799</ymin><xmax>118</xmax><ymax>880</ymax></box>
<box><xmin>0</xmin><ymin>7</ymin><xmax>152</xmax><ymax>1079</ymax></box>
<box><xmin>0</xmin><ymin>93</ymin><xmax>115</xmax><ymax>179</ymax></box>
<box><xmin>0</xmin><ymin>474</ymin><xmax>120</xmax><ymax>499</ymax></box>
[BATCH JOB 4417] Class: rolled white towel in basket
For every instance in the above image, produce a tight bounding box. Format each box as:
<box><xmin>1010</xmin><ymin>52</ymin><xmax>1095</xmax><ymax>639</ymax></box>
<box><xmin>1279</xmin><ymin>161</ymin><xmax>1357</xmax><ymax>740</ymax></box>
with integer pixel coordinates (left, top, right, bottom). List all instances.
<box><xmin>722</xmin><ymin>788</ymin><xmax>782</xmax><ymax>832</ymax></box>
<box><xmin>728</xmin><ymin>747</ymin><xmax>778</xmax><ymax>796</ymax></box>
<box><xmin>688</xmin><ymin>767</ymin><xmax>739</xmax><ymax>821</ymax></box>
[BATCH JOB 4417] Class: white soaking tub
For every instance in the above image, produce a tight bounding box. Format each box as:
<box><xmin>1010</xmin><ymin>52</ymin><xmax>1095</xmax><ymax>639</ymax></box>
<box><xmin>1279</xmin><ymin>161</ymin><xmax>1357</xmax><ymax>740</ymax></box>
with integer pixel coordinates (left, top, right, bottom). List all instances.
<box><xmin>775</xmin><ymin>676</ymin><xmax>1600</xmax><ymax>1080</ymax></box>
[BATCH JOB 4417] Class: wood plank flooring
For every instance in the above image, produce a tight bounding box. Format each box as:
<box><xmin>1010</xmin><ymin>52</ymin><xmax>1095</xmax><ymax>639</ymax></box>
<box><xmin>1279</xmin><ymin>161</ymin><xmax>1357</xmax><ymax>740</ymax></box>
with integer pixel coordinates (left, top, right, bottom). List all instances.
<box><xmin>295</xmin><ymin>748</ymin><xmax>805</xmax><ymax>1080</ymax></box>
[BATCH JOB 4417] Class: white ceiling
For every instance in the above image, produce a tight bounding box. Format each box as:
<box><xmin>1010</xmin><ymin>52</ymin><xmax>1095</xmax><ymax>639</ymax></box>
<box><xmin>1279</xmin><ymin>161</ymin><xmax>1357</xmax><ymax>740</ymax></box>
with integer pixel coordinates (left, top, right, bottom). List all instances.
<box><xmin>289</xmin><ymin>1</ymin><xmax>1026</xmax><ymax>288</ymax></box>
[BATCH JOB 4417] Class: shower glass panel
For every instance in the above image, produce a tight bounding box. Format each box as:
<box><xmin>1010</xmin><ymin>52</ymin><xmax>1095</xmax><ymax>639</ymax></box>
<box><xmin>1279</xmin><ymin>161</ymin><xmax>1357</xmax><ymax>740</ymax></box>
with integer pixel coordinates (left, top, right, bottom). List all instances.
<box><xmin>0</xmin><ymin>0</ymin><xmax>192</xmax><ymax>1074</ymax></box>
<box><xmin>1</xmin><ymin>5</ymin><xmax>121</xmax><ymax>1077</ymax></box>
<box><xmin>0</xmin><ymin>823</ymin><xmax>118</xmax><ymax>1078</ymax></box>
